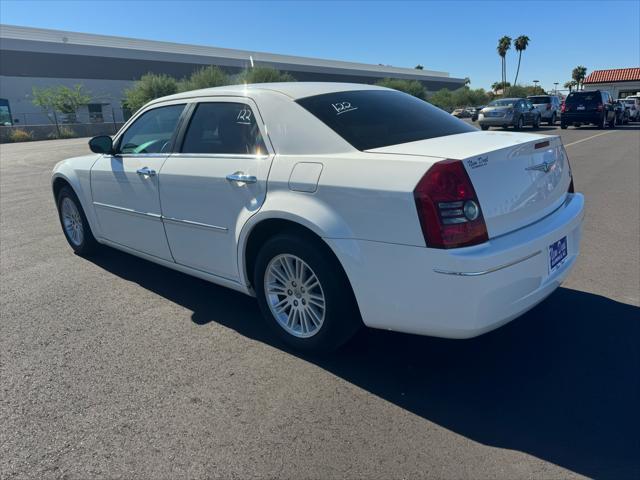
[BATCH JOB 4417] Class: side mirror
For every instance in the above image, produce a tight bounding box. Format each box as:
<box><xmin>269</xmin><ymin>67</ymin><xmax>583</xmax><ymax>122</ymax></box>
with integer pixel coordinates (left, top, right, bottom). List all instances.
<box><xmin>89</xmin><ymin>135</ymin><xmax>114</xmax><ymax>155</ymax></box>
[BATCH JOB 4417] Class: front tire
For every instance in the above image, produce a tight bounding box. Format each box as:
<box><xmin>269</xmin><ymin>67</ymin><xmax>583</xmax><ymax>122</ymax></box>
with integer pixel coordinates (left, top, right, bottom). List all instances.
<box><xmin>480</xmin><ymin>125</ymin><xmax>489</xmax><ymax>130</ymax></box>
<box><xmin>515</xmin><ymin>116</ymin><xmax>524</xmax><ymax>130</ymax></box>
<box><xmin>56</xmin><ymin>186</ymin><xmax>98</xmax><ymax>256</ymax></box>
<box><xmin>548</xmin><ymin>113</ymin><xmax>556</xmax><ymax>126</ymax></box>
<box><xmin>254</xmin><ymin>232</ymin><xmax>361</xmax><ymax>353</ymax></box>
<box><xmin>532</xmin><ymin>115</ymin><xmax>540</xmax><ymax>129</ymax></box>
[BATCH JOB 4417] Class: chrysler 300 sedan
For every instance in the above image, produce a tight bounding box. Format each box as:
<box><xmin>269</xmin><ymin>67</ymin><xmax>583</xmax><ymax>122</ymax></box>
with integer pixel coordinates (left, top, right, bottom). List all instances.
<box><xmin>52</xmin><ymin>83</ymin><xmax>584</xmax><ymax>352</ymax></box>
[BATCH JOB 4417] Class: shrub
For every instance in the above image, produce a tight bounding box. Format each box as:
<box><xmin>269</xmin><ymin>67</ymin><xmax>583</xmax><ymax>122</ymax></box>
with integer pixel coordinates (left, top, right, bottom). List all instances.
<box><xmin>8</xmin><ymin>129</ymin><xmax>34</xmax><ymax>142</ymax></box>
<box><xmin>48</xmin><ymin>126</ymin><xmax>78</xmax><ymax>140</ymax></box>
<box><xmin>237</xmin><ymin>66</ymin><xmax>296</xmax><ymax>84</ymax></box>
<box><xmin>375</xmin><ymin>78</ymin><xmax>427</xmax><ymax>100</ymax></box>
<box><xmin>123</xmin><ymin>73</ymin><xmax>179</xmax><ymax>113</ymax></box>
<box><xmin>179</xmin><ymin>66</ymin><xmax>230</xmax><ymax>92</ymax></box>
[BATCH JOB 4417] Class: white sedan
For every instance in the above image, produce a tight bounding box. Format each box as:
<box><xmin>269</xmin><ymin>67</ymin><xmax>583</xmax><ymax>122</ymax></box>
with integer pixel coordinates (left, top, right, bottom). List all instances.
<box><xmin>52</xmin><ymin>83</ymin><xmax>584</xmax><ymax>352</ymax></box>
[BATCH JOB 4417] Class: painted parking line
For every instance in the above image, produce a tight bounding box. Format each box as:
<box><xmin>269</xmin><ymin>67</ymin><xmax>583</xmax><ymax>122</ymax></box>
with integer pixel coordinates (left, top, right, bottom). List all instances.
<box><xmin>564</xmin><ymin>130</ymin><xmax>615</xmax><ymax>148</ymax></box>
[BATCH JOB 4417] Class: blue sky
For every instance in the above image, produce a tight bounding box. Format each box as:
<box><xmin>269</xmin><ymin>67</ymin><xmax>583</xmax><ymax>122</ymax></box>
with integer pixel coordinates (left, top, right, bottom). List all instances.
<box><xmin>2</xmin><ymin>0</ymin><xmax>639</xmax><ymax>91</ymax></box>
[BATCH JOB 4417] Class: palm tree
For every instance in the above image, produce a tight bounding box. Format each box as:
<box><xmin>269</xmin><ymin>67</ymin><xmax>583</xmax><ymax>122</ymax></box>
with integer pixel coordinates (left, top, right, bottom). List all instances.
<box><xmin>497</xmin><ymin>36</ymin><xmax>512</xmax><ymax>96</ymax></box>
<box><xmin>563</xmin><ymin>80</ymin><xmax>577</xmax><ymax>92</ymax></box>
<box><xmin>464</xmin><ymin>77</ymin><xmax>471</xmax><ymax>87</ymax></box>
<box><xmin>572</xmin><ymin>66</ymin><xmax>588</xmax><ymax>90</ymax></box>
<box><xmin>491</xmin><ymin>81</ymin><xmax>511</xmax><ymax>94</ymax></box>
<box><xmin>512</xmin><ymin>35</ymin><xmax>530</xmax><ymax>86</ymax></box>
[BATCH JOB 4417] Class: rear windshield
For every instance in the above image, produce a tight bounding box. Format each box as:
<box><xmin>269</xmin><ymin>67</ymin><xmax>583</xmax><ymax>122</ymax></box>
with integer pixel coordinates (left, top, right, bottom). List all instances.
<box><xmin>296</xmin><ymin>90</ymin><xmax>475</xmax><ymax>151</ymax></box>
<box><xmin>529</xmin><ymin>96</ymin><xmax>551</xmax><ymax>104</ymax></box>
<box><xmin>488</xmin><ymin>99</ymin><xmax>516</xmax><ymax>107</ymax></box>
<box><xmin>566</xmin><ymin>92</ymin><xmax>600</xmax><ymax>105</ymax></box>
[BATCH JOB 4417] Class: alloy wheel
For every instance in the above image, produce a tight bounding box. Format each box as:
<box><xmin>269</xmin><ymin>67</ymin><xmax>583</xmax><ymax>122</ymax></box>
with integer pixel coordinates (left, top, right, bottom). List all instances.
<box><xmin>61</xmin><ymin>197</ymin><xmax>84</xmax><ymax>246</ymax></box>
<box><xmin>264</xmin><ymin>254</ymin><xmax>326</xmax><ymax>338</ymax></box>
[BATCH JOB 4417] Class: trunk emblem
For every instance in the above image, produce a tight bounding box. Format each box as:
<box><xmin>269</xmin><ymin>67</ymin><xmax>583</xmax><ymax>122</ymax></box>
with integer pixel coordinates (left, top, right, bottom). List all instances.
<box><xmin>526</xmin><ymin>159</ymin><xmax>556</xmax><ymax>173</ymax></box>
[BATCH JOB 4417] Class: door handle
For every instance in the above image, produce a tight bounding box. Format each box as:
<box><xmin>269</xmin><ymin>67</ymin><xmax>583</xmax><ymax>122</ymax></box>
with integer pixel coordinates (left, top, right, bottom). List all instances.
<box><xmin>136</xmin><ymin>167</ymin><xmax>156</xmax><ymax>177</ymax></box>
<box><xmin>226</xmin><ymin>172</ymin><xmax>257</xmax><ymax>185</ymax></box>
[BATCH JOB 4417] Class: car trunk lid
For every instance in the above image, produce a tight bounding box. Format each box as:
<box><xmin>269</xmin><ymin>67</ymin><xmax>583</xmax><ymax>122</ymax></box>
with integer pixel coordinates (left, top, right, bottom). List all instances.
<box><xmin>366</xmin><ymin>131</ymin><xmax>572</xmax><ymax>239</ymax></box>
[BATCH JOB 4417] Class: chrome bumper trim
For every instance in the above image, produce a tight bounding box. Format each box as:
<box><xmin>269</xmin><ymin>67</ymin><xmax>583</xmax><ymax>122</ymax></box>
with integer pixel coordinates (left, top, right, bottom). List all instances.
<box><xmin>433</xmin><ymin>250</ymin><xmax>542</xmax><ymax>276</ymax></box>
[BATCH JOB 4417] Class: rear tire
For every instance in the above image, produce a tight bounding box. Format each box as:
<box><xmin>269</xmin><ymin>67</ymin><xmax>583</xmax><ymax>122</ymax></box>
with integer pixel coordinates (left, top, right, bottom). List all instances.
<box><xmin>609</xmin><ymin>115</ymin><xmax>616</xmax><ymax>128</ymax></box>
<box><xmin>515</xmin><ymin>116</ymin><xmax>524</xmax><ymax>130</ymax></box>
<box><xmin>560</xmin><ymin>123</ymin><xmax>568</xmax><ymax>129</ymax></box>
<box><xmin>480</xmin><ymin>125</ymin><xmax>489</xmax><ymax>131</ymax></box>
<box><xmin>56</xmin><ymin>186</ymin><xmax>98</xmax><ymax>256</ymax></box>
<box><xmin>253</xmin><ymin>232</ymin><xmax>362</xmax><ymax>353</ymax></box>
<box><xmin>548</xmin><ymin>113</ymin><xmax>556</xmax><ymax>126</ymax></box>
<box><xmin>532</xmin><ymin>115</ymin><xmax>540</xmax><ymax>129</ymax></box>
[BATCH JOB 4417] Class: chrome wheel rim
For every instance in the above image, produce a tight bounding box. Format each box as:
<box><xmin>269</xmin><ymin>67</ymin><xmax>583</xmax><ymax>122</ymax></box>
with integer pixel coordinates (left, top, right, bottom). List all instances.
<box><xmin>61</xmin><ymin>197</ymin><xmax>84</xmax><ymax>246</ymax></box>
<box><xmin>264</xmin><ymin>254</ymin><xmax>326</xmax><ymax>338</ymax></box>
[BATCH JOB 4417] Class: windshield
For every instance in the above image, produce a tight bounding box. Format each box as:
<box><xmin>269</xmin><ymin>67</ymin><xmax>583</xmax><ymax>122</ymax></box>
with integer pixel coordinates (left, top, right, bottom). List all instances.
<box><xmin>296</xmin><ymin>90</ymin><xmax>475</xmax><ymax>151</ymax></box>
<box><xmin>529</xmin><ymin>96</ymin><xmax>551</xmax><ymax>104</ymax></box>
<box><xmin>488</xmin><ymin>99</ymin><xmax>516</xmax><ymax>107</ymax></box>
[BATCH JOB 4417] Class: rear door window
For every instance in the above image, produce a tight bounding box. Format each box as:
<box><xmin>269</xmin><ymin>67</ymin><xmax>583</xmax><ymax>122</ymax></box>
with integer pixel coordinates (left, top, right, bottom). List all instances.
<box><xmin>296</xmin><ymin>90</ymin><xmax>475</xmax><ymax>151</ymax></box>
<box><xmin>181</xmin><ymin>102</ymin><xmax>267</xmax><ymax>155</ymax></box>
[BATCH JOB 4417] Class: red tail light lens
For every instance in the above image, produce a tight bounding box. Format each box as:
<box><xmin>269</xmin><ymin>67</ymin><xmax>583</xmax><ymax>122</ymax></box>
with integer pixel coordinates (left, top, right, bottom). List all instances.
<box><xmin>413</xmin><ymin>160</ymin><xmax>489</xmax><ymax>249</ymax></box>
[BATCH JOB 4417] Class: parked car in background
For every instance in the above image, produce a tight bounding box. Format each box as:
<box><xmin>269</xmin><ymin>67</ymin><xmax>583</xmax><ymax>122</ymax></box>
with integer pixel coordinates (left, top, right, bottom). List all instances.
<box><xmin>471</xmin><ymin>106</ymin><xmax>485</xmax><ymax>122</ymax></box>
<box><xmin>618</xmin><ymin>96</ymin><xmax>640</xmax><ymax>121</ymax></box>
<box><xmin>561</xmin><ymin>90</ymin><xmax>617</xmax><ymax>129</ymax></box>
<box><xmin>452</xmin><ymin>108</ymin><xmax>470</xmax><ymax>118</ymax></box>
<box><xmin>614</xmin><ymin>100</ymin><xmax>630</xmax><ymax>125</ymax></box>
<box><xmin>527</xmin><ymin>95</ymin><xmax>562</xmax><ymax>125</ymax></box>
<box><xmin>51</xmin><ymin>82</ymin><xmax>583</xmax><ymax>352</ymax></box>
<box><xmin>478</xmin><ymin>98</ymin><xmax>541</xmax><ymax>130</ymax></box>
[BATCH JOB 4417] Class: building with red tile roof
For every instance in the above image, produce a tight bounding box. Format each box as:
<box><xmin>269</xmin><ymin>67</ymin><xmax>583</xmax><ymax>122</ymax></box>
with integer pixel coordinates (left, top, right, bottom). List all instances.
<box><xmin>583</xmin><ymin>68</ymin><xmax>640</xmax><ymax>99</ymax></box>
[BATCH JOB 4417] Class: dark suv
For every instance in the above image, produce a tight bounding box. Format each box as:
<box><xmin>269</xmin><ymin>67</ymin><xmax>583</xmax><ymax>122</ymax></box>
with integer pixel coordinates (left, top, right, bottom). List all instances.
<box><xmin>561</xmin><ymin>90</ymin><xmax>617</xmax><ymax>129</ymax></box>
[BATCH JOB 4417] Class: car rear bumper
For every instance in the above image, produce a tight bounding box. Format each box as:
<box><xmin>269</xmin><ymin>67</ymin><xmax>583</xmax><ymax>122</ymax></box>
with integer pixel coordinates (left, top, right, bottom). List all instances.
<box><xmin>562</xmin><ymin>112</ymin><xmax>601</xmax><ymax>123</ymax></box>
<box><xmin>478</xmin><ymin>116</ymin><xmax>514</xmax><ymax>126</ymax></box>
<box><xmin>327</xmin><ymin>193</ymin><xmax>584</xmax><ymax>339</ymax></box>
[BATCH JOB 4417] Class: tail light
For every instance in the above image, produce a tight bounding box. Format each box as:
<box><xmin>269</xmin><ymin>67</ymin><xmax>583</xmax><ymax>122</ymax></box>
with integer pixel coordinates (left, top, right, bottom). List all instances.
<box><xmin>597</xmin><ymin>103</ymin><xmax>603</xmax><ymax>112</ymax></box>
<box><xmin>413</xmin><ymin>160</ymin><xmax>488</xmax><ymax>249</ymax></box>
<box><xmin>561</xmin><ymin>102</ymin><xmax>567</xmax><ymax>113</ymax></box>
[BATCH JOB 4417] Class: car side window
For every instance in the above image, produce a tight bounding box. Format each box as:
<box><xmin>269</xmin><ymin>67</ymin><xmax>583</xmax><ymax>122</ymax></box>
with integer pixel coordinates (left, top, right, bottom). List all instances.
<box><xmin>117</xmin><ymin>104</ymin><xmax>185</xmax><ymax>154</ymax></box>
<box><xmin>181</xmin><ymin>102</ymin><xmax>267</xmax><ymax>155</ymax></box>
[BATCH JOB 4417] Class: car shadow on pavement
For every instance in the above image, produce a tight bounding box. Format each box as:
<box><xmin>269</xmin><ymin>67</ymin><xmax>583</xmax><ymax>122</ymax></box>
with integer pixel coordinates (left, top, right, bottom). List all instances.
<box><xmin>89</xmin><ymin>247</ymin><xmax>639</xmax><ymax>479</ymax></box>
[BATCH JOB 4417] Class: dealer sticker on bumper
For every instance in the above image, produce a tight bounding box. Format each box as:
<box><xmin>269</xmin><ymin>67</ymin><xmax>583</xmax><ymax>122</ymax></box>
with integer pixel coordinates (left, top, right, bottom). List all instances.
<box><xmin>549</xmin><ymin>236</ymin><xmax>568</xmax><ymax>273</ymax></box>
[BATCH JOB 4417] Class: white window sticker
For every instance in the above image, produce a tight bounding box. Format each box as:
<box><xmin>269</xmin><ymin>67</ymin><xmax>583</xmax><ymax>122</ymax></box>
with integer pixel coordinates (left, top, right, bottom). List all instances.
<box><xmin>331</xmin><ymin>101</ymin><xmax>358</xmax><ymax>115</ymax></box>
<box><xmin>236</xmin><ymin>108</ymin><xmax>252</xmax><ymax>124</ymax></box>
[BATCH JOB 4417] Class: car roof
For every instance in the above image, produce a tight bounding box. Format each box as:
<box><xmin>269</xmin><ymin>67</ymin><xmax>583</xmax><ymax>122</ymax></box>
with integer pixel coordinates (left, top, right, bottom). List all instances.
<box><xmin>152</xmin><ymin>82</ymin><xmax>390</xmax><ymax>104</ymax></box>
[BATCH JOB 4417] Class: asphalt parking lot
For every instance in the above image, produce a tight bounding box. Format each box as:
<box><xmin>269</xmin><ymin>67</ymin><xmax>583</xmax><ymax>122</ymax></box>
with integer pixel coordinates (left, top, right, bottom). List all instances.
<box><xmin>1</xmin><ymin>124</ymin><xmax>639</xmax><ymax>479</ymax></box>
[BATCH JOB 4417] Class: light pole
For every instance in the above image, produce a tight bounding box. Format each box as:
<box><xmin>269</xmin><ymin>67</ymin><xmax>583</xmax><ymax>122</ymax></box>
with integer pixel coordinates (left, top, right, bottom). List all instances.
<box><xmin>533</xmin><ymin>79</ymin><xmax>540</xmax><ymax>91</ymax></box>
<box><xmin>554</xmin><ymin>82</ymin><xmax>559</xmax><ymax>94</ymax></box>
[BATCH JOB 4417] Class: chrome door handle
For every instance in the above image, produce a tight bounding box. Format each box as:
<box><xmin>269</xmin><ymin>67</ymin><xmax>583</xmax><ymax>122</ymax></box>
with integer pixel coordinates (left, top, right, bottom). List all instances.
<box><xmin>226</xmin><ymin>172</ymin><xmax>257</xmax><ymax>184</ymax></box>
<box><xmin>136</xmin><ymin>167</ymin><xmax>156</xmax><ymax>177</ymax></box>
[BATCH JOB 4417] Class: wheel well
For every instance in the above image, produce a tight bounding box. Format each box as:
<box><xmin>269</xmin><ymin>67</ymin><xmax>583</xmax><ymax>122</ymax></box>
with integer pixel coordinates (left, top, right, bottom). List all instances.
<box><xmin>244</xmin><ymin>219</ymin><xmax>333</xmax><ymax>288</ymax></box>
<box><xmin>52</xmin><ymin>177</ymin><xmax>71</xmax><ymax>201</ymax></box>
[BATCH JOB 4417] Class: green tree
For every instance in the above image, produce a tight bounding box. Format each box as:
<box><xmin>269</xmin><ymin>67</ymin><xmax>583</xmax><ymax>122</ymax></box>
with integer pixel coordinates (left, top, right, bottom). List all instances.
<box><xmin>491</xmin><ymin>81</ymin><xmax>511</xmax><ymax>94</ymax></box>
<box><xmin>237</xmin><ymin>66</ymin><xmax>296</xmax><ymax>84</ymax></box>
<box><xmin>375</xmin><ymin>78</ymin><xmax>427</xmax><ymax>100</ymax></box>
<box><xmin>497</xmin><ymin>36</ymin><xmax>512</xmax><ymax>96</ymax></box>
<box><xmin>572</xmin><ymin>66</ymin><xmax>587</xmax><ymax>91</ymax></box>
<box><xmin>123</xmin><ymin>73</ymin><xmax>178</xmax><ymax>113</ymax></box>
<box><xmin>32</xmin><ymin>84</ymin><xmax>91</xmax><ymax>121</ymax></box>
<box><xmin>513</xmin><ymin>35</ymin><xmax>530</xmax><ymax>85</ymax></box>
<box><xmin>428</xmin><ymin>87</ymin><xmax>490</xmax><ymax>110</ymax></box>
<box><xmin>415</xmin><ymin>64</ymin><xmax>424</xmax><ymax>70</ymax></box>
<box><xmin>505</xmin><ymin>84</ymin><xmax>545</xmax><ymax>98</ymax></box>
<box><xmin>179</xmin><ymin>66</ymin><xmax>230</xmax><ymax>92</ymax></box>
<box><xmin>564</xmin><ymin>80</ymin><xmax>577</xmax><ymax>92</ymax></box>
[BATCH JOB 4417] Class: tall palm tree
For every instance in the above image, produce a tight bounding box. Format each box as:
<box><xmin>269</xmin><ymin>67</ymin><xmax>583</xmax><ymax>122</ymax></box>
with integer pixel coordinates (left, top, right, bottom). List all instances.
<box><xmin>563</xmin><ymin>80</ymin><xmax>577</xmax><ymax>92</ymax></box>
<box><xmin>497</xmin><ymin>36</ymin><xmax>512</xmax><ymax>96</ymax></box>
<box><xmin>572</xmin><ymin>66</ymin><xmax>588</xmax><ymax>90</ymax></box>
<box><xmin>512</xmin><ymin>35</ymin><xmax>530</xmax><ymax>85</ymax></box>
